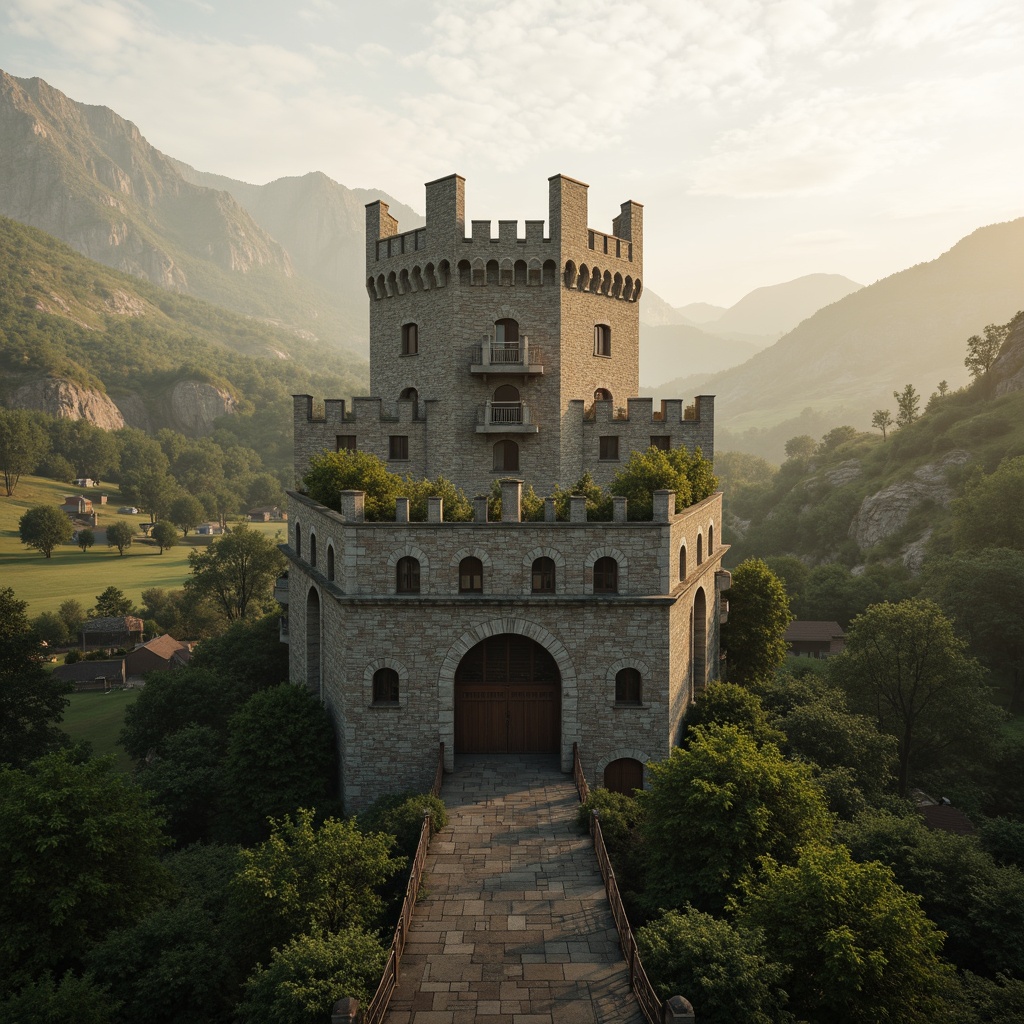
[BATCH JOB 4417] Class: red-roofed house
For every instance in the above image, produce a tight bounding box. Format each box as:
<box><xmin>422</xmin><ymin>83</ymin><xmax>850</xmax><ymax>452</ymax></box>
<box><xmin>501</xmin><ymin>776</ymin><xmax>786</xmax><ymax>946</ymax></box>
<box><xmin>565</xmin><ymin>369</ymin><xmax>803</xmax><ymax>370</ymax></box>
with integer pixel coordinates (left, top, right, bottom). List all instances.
<box><xmin>124</xmin><ymin>634</ymin><xmax>192</xmax><ymax>680</ymax></box>
<box><xmin>785</xmin><ymin>620</ymin><xmax>846</xmax><ymax>659</ymax></box>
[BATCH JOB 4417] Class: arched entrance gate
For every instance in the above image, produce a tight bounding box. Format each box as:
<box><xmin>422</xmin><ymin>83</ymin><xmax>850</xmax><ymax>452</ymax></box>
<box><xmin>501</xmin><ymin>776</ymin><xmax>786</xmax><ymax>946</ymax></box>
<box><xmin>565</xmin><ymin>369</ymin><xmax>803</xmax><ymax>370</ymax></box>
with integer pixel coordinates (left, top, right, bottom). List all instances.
<box><xmin>454</xmin><ymin>634</ymin><xmax>560</xmax><ymax>753</ymax></box>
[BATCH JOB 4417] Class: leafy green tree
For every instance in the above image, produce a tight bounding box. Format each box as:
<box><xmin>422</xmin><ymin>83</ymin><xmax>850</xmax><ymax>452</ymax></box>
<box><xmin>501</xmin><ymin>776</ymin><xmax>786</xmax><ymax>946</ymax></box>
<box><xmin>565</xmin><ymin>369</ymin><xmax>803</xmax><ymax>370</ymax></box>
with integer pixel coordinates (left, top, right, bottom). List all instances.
<box><xmin>19</xmin><ymin>505</ymin><xmax>73</xmax><ymax>558</ymax></box>
<box><xmin>762</xmin><ymin>556</ymin><xmax>809</xmax><ymax>608</ymax></box>
<box><xmin>76</xmin><ymin>527</ymin><xmax>95</xmax><ymax>552</ymax></box>
<box><xmin>960</xmin><ymin>971</ymin><xmax>1024</xmax><ymax>1024</ymax></box>
<box><xmin>720</xmin><ymin>559</ymin><xmax>792</xmax><ymax>685</ymax></box>
<box><xmin>169</xmin><ymin>493</ymin><xmax>205</xmax><ymax>537</ymax></box>
<box><xmin>0</xmin><ymin>750</ymin><xmax>168</xmax><ymax>986</ymax></box>
<box><xmin>32</xmin><ymin>611</ymin><xmax>69</xmax><ymax>648</ymax></box>
<box><xmin>0</xmin><ymin>971</ymin><xmax>120</xmax><ymax>1024</ymax></box>
<box><xmin>636</xmin><ymin>908</ymin><xmax>790</xmax><ymax>1024</ymax></box>
<box><xmin>0</xmin><ymin>588</ymin><xmax>71</xmax><ymax>768</ymax></box>
<box><xmin>893</xmin><ymin>383</ymin><xmax>920</xmax><ymax>428</ymax></box>
<box><xmin>816</xmin><ymin>425</ymin><xmax>859</xmax><ymax>453</ymax></box>
<box><xmin>232</xmin><ymin>809</ymin><xmax>404</xmax><ymax>961</ymax></box>
<box><xmin>245</xmin><ymin>471</ymin><xmax>286</xmax><ymax>509</ymax></box>
<box><xmin>965</xmin><ymin>322</ymin><xmax>1009</xmax><ymax>380</ymax></box>
<box><xmin>0</xmin><ymin>408</ymin><xmax>48</xmax><ymax>496</ymax></box>
<box><xmin>550</xmin><ymin>471</ymin><xmax>612</xmax><ymax>521</ymax></box>
<box><xmin>189</xmin><ymin>612</ymin><xmax>290</xmax><ymax>690</ymax></box>
<box><xmin>235</xmin><ymin>927</ymin><xmax>387</xmax><ymax>1024</ymax></box>
<box><xmin>150</xmin><ymin>520</ymin><xmax>178</xmax><ymax>554</ymax></box>
<box><xmin>357</xmin><ymin>791</ymin><xmax>449</xmax><ymax>860</ymax></box>
<box><xmin>733</xmin><ymin>843</ymin><xmax>954</xmax><ymax>1024</ymax></box>
<box><xmin>681</xmin><ymin>681</ymin><xmax>786</xmax><ymax>747</ymax></box>
<box><xmin>951</xmin><ymin>456</ymin><xmax>1024</xmax><ymax>552</ymax></box>
<box><xmin>57</xmin><ymin>598</ymin><xmax>86</xmax><ymax>639</ymax></box>
<box><xmin>222</xmin><ymin>685</ymin><xmax>337</xmax><ymax>845</ymax></box>
<box><xmin>871</xmin><ymin>408</ymin><xmax>893</xmax><ymax>440</ymax></box>
<box><xmin>609</xmin><ymin>445</ymin><xmax>717</xmax><ymax>519</ymax></box>
<box><xmin>922</xmin><ymin>548</ymin><xmax>1024</xmax><ymax>710</ymax></box>
<box><xmin>186</xmin><ymin>524</ymin><xmax>287</xmax><ymax>621</ymax></box>
<box><xmin>92</xmin><ymin>586</ymin><xmax>134</xmax><ymax>618</ymax></box>
<box><xmin>105</xmin><ymin>520</ymin><xmax>134</xmax><ymax>556</ymax></box>
<box><xmin>49</xmin><ymin>418</ymin><xmax>119</xmax><ymax>482</ymax></box>
<box><xmin>303</xmin><ymin>450</ymin><xmax>405</xmax><ymax>519</ymax></box>
<box><xmin>783</xmin><ymin>435</ymin><xmax>816</xmax><ymax>461</ymax></box>
<box><xmin>640</xmin><ymin>725</ymin><xmax>832</xmax><ymax>913</ymax></box>
<box><xmin>829</xmin><ymin>599</ymin><xmax>1002</xmax><ymax>796</ymax></box>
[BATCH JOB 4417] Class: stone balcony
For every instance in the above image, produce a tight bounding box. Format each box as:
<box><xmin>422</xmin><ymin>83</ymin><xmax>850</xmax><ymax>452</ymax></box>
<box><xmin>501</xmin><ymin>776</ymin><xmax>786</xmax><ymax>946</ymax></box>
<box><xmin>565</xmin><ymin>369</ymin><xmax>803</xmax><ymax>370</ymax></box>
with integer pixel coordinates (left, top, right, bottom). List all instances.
<box><xmin>469</xmin><ymin>336</ymin><xmax>544</xmax><ymax>377</ymax></box>
<box><xmin>475</xmin><ymin>400</ymin><xmax>540</xmax><ymax>433</ymax></box>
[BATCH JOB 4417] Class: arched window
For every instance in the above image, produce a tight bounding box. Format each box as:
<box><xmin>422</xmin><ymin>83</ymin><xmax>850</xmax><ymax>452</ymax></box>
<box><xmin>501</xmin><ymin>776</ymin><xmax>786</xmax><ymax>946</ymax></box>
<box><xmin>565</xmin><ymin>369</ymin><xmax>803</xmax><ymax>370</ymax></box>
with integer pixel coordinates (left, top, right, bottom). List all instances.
<box><xmin>679</xmin><ymin>545</ymin><xmax>687</xmax><ymax>581</ymax></box>
<box><xmin>594</xmin><ymin>324</ymin><xmax>611</xmax><ymax>357</ymax></box>
<box><xmin>396</xmin><ymin>556</ymin><xmax>420</xmax><ymax>594</ymax></box>
<box><xmin>493</xmin><ymin>440</ymin><xmax>519</xmax><ymax>472</ymax></box>
<box><xmin>708</xmin><ymin>524</ymin><xmax>714</xmax><ymax>555</ymax></box>
<box><xmin>697</xmin><ymin>534</ymin><xmax>704</xmax><ymax>566</ymax></box>
<box><xmin>593</xmin><ymin>556</ymin><xmax>618</xmax><ymax>594</ymax></box>
<box><xmin>459</xmin><ymin>556</ymin><xmax>483</xmax><ymax>594</ymax></box>
<box><xmin>327</xmin><ymin>544</ymin><xmax>335</xmax><ymax>582</ymax></box>
<box><xmin>615</xmin><ymin>668</ymin><xmax>642</xmax><ymax>705</ymax></box>
<box><xmin>401</xmin><ymin>323</ymin><xmax>418</xmax><ymax>355</ymax></box>
<box><xmin>400</xmin><ymin>387</ymin><xmax>419</xmax><ymax>419</ymax></box>
<box><xmin>494</xmin><ymin>384</ymin><xmax>520</xmax><ymax>402</ymax></box>
<box><xmin>494</xmin><ymin>318</ymin><xmax>519</xmax><ymax>345</ymax></box>
<box><xmin>532</xmin><ymin>556</ymin><xmax>556</xmax><ymax>594</ymax></box>
<box><xmin>309</xmin><ymin>532</ymin><xmax>317</xmax><ymax>568</ymax></box>
<box><xmin>594</xmin><ymin>388</ymin><xmax>612</xmax><ymax>402</ymax></box>
<box><xmin>372</xmin><ymin>667</ymin><xmax>400</xmax><ymax>705</ymax></box>
<box><xmin>295</xmin><ymin>524</ymin><xmax>302</xmax><ymax>558</ymax></box>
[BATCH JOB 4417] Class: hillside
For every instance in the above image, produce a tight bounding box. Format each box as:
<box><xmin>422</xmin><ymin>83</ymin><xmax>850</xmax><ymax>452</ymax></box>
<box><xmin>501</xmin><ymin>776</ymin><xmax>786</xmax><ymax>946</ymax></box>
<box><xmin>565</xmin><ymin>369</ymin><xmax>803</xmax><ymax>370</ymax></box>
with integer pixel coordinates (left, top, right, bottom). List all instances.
<box><xmin>0</xmin><ymin>69</ymin><xmax>411</xmax><ymax>353</ymax></box>
<box><xmin>704</xmin><ymin>219</ymin><xmax>1024</xmax><ymax>441</ymax></box>
<box><xmin>722</xmin><ymin>310</ymin><xmax>1024</xmax><ymax>574</ymax></box>
<box><xmin>712</xmin><ymin>273</ymin><xmax>863</xmax><ymax>335</ymax></box>
<box><xmin>639</xmin><ymin>324</ymin><xmax>761</xmax><ymax>386</ymax></box>
<box><xmin>0</xmin><ymin>215</ymin><xmax>367</xmax><ymax>466</ymax></box>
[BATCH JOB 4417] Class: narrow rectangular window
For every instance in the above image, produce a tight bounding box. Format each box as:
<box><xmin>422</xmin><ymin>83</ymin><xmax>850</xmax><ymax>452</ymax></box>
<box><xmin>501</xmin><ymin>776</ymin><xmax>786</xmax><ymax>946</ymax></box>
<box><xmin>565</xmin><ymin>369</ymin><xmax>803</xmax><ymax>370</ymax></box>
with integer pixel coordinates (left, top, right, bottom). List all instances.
<box><xmin>401</xmin><ymin>323</ymin><xmax>418</xmax><ymax>355</ymax></box>
<box><xmin>650</xmin><ymin>436</ymin><xmax>670</xmax><ymax>451</ymax></box>
<box><xmin>389</xmin><ymin>435</ymin><xmax>409</xmax><ymax>461</ymax></box>
<box><xmin>594</xmin><ymin>324</ymin><xmax>611</xmax><ymax>357</ymax></box>
<box><xmin>599</xmin><ymin>436</ymin><xmax>619</xmax><ymax>461</ymax></box>
<box><xmin>336</xmin><ymin>435</ymin><xmax>357</xmax><ymax>451</ymax></box>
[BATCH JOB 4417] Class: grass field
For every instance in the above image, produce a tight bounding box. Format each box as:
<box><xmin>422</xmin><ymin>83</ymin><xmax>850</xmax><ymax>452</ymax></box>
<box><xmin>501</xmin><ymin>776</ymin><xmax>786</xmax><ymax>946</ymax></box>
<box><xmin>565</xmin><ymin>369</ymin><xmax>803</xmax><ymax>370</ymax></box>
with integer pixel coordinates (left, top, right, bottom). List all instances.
<box><xmin>61</xmin><ymin>689</ymin><xmax>139</xmax><ymax>772</ymax></box>
<box><xmin>0</xmin><ymin>476</ymin><xmax>285</xmax><ymax>616</ymax></box>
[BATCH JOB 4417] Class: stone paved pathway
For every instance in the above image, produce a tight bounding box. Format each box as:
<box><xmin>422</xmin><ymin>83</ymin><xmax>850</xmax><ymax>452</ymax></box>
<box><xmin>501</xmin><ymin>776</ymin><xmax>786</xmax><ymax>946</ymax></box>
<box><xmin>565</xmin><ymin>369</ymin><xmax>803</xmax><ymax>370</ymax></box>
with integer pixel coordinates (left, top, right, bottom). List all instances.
<box><xmin>384</xmin><ymin>755</ymin><xmax>646</xmax><ymax>1024</ymax></box>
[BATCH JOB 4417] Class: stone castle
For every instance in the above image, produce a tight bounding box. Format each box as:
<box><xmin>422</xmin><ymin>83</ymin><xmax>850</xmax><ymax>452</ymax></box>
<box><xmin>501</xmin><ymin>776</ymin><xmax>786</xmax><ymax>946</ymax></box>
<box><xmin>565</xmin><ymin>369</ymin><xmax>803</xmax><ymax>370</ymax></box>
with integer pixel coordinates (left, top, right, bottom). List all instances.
<box><xmin>284</xmin><ymin>174</ymin><xmax>726</xmax><ymax>810</ymax></box>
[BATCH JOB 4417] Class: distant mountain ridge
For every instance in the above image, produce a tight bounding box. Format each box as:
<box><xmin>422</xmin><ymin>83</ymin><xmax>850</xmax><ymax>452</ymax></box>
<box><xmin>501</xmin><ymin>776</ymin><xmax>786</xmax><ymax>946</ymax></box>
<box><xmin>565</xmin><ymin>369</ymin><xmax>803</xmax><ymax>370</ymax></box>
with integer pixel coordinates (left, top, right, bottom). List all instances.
<box><xmin>0</xmin><ymin>69</ymin><xmax>416</xmax><ymax>352</ymax></box>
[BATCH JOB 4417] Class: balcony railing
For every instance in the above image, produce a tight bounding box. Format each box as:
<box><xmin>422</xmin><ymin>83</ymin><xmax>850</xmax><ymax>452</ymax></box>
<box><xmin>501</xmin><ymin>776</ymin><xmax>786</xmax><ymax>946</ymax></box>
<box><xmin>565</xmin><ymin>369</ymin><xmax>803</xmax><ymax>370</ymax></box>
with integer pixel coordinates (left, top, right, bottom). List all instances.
<box><xmin>475</xmin><ymin>400</ymin><xmax>539</xmax><ymax>433</ymax></box>
<box><xmin>469</xmin><ymin>335</ymin><xmax>544</xmax><ymax>375</ymax></box>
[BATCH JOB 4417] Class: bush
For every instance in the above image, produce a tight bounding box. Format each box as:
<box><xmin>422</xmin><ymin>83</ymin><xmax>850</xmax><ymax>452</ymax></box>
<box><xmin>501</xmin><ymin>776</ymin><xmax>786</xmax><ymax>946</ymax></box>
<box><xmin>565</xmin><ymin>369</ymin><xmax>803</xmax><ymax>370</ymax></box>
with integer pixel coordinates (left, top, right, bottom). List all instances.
<box><xmin>357</xmin><ymin>792</ymin><xmax>448</xmax><ymax>859</ymax></box>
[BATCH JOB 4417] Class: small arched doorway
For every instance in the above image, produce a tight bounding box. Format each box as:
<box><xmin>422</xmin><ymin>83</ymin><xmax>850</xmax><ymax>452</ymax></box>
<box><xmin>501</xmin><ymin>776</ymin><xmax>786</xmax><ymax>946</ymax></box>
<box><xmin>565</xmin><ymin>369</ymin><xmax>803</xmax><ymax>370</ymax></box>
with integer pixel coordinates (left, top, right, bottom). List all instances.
<box><xmin>454</xmin><ymin>634</ymin><xmax>560</xmax><ymax>753</ymax></box>
<box><xmin>305</xmin><ymin>588</ymin><xmax>321</xmax><ymax>696</ymax></box>
<box><xmin>604</xmin><ymin>758</ymin><xmax>643</xmax><ymax>794</ymax></box>
<box><xmin>692</xmin><ymin>587</ymin><xmax>707</xmax><ymax>696</ymax></box>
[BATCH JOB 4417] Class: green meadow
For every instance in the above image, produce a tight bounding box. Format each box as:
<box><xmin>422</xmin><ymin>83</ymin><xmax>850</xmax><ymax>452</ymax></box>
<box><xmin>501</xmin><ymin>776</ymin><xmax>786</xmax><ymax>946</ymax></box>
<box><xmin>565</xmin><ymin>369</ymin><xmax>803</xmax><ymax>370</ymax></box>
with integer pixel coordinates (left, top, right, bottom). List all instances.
<box><xmin>60</xmin><ymin>689</ymin><xmax>139</xmax><ymax>772</ymax></box>
<box><xmin>1</xmin><ymin>475</ymin><xmax>285</xmax><ymax>616</ymax></box>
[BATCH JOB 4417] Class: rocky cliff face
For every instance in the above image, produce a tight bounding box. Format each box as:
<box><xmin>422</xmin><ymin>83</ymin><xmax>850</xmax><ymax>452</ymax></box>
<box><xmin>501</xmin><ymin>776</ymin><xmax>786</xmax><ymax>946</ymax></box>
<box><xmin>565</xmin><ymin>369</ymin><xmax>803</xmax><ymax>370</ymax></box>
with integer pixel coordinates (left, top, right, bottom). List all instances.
<box><xmin>10</xmin><ymin>378</ymin><xmax>125</xmax><ymax>430</ymax></box>
<box><xmin>992</xmin><ymin>314</ymin><xmax>1024</xmax><ymax>396</ymax></box>
<box><xmin>165</xmin><ymin>381</ymin><xmax>237</xmax><ymax>436</ymax></box>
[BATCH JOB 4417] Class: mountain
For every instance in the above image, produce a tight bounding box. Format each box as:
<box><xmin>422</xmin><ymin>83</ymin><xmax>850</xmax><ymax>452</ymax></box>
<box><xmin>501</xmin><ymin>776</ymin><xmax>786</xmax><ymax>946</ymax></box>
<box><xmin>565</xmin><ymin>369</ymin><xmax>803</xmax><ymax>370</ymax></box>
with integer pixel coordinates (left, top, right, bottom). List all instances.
<box><xmin>639</xmin><ymin>325</ymin><xmax>761</xmax><ymax>386</ymax></box>
<box><xmin>701</xmin><ymin>219</ymin><xmax>1024</xmax><ymax>440</ymax></box>
<box><xmin>0</xmin><ymin>69</ymin><xmax>413</xmax><ymax>353</ymax></box>
<box><xmin>677</xmin><ymin>301</ymin><xmax>727</xmax><ymax>324</ymax></box>
<box><xmin>639</xmin><ymin>289</ymin><xmax>691</xmax><ymax>327</ymax></box>
<box><xmin>712</xmin><ymin>273</ymin><xmax>863</xmax><ymax>336</ymax></box>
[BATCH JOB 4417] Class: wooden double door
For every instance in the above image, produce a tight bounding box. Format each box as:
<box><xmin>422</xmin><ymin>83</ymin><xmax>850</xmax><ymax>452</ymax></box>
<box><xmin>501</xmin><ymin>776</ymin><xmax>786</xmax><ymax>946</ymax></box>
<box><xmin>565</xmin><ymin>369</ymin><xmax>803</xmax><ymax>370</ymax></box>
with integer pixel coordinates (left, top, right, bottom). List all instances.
<box><xmin>454</xmin><ymin>635</ymin><xmax>560</xmax><ymax>754</ymax></box>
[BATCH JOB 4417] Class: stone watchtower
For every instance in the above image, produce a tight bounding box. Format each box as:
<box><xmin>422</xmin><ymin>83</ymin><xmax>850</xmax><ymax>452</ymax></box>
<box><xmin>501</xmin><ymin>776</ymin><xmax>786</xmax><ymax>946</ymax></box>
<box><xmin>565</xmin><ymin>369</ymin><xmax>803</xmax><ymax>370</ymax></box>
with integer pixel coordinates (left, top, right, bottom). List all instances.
<box><xmin>293</xmin><ymin>173</ymin><xmax>712</xmax><ymax>497</ymax></box>
<box><xmin>286</xmin><ymin>174</ymin><xmax>724</xmax><ymax>811</ymax></box>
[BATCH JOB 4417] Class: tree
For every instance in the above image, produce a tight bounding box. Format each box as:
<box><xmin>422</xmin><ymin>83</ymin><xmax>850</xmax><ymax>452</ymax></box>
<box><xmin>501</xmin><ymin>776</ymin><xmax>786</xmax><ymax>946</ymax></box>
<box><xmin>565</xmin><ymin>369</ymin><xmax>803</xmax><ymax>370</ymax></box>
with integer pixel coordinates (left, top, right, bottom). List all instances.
<box><xmin>232</xmin><ymin>809</ymin><xmax>404</xmax><ymax>961</ymax></box>
<box><xmin>93</xmin><ymin>586</ymin><xmax>134</xmax><ymax>618</ymax></box>
<box><xmin>720</xmin><ymin>559</ymin><xmax>792</xmax><ymax>685</ymax></box>
<box><xmin>150</xmin><ymin>521</ymin><xmax>178</xmax><ymax>554</ymax></box>
<box><xmin>936</xmin><ymin>379</ymin><xmax>949</xmax><ymax>396</ymax></box>
<box><xmin>106</xmin><ymin>520</ymin><xmax>135</xmax><ymax>556</ymax></box>
<box><xmin>0</xmin><ymin>971</ymin><xmax>121</xmax><ymax>1024</ymax></box>
<box><xmin>0</xmin><ymin>588</ymin><xmax>71</xmax><ymax>768</ymax></box>
<box><xmin>965</xmin><ymin>322</ymin><xmax>1009</xmax><ymax>380</ymax></box>
<box><xmin>0</xmin><ymin>750</ymin><xmax>169</xmax><ymax>985</ymax></box>
<box><xmin>76</xmin><ymin>527</ymin><xmax>95</xmax><ymax>552</ymax></box>
<box><xmin>923</xmin><ymin>548</ymin><xmax>1024</xmax><ymax>711</ymax></box>
<box><xmin>816</xmin><ymin>425</ymin><xmax>858</xmax><ymax>453</ymax></box>
<box><xmin>609</xmin><ymin>445</ymin><xmax>718</xmax><ymax>518</ymax></box>
<box><xmin>186</xmin><ymin>524</ymin><xmax>287</xmax><ymax>621</ymax></box>
<box><xmin>0</xmin><ymin>408</ymin><xmax>48</xmax><ymax>496</ymax></box>
<box><xmin>169</xmin><ymin>493</ymin><xmax>205</xmax><ymax>537</ymax></box>
<box><xmin>893</xmin><ymin>384</ymin><xmax>920</xmax><ymax>428</ymax></box>
<box><xmin>640</xmin><ymin>725</ymin><xmax>832</xmax><ymax>913</ymax></box>
<box><xmin>222</xmin><ymin>684</ymin><xmax>337</xmax><ymax>844</ymax></box>
<box><xmin>733</xmin><ymin>843</ymin><xmax>954</xmax><ymax>1024</ymax></box>
<box><xmin>828</xmin><ymin>599</ymin><xmax>1003</xmax><ymax>796</ymax></box>
<box><xmin>303</xmin><ymin>450</ymin><xmax>404</xmax><ymax>519</ymax></box>
<box><xmin>951</xmin><ymin>456</ymin><xmax>1024</xmax><ymax>552</ymax></box>
<box><xmin>18</xmin><ymin>505</ymin><xmax>73</xmax><ymax>558</ymax></box>
<box><xmin>57</xmin><ymin>599</ymin><xmax>86</xmax><ymax>640</ymax></box>
<box><xmin>871</xmin><ymin>408</ymin><xmax>893</xmax><ymax>440</ymax></box>
<box><xmin>32</xmin><ymin>611</ymin><xmax>69</xmax><ymax>648</ymax></box>
<box><xmin>784</xmin><ymin>435</ymin><xmax>816</xmax><ymax>461</ymax></box>
<box><xmin>681</xmin><ymin>681</ymin><xmax>786</xmax><ymax>748</ymax></box>
<box><xmin>235</xmin><ymin>928</ymin><xmax>388</xmax><ymax>1024</ymax></box>
<box><xmin>636</xmin><ymin>908</ymin><xmax>790</xmax><ymax>1024</ymax></box>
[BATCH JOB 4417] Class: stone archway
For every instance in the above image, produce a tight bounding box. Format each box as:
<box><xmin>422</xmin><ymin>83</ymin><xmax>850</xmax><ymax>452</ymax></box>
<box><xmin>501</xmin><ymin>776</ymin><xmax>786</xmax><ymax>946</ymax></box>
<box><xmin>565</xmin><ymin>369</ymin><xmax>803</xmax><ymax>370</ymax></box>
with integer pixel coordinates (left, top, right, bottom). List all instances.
<box><xmin>305</xmin><ymin>586</ymin><xmax>321</xmax><ymax>698</ymax></box>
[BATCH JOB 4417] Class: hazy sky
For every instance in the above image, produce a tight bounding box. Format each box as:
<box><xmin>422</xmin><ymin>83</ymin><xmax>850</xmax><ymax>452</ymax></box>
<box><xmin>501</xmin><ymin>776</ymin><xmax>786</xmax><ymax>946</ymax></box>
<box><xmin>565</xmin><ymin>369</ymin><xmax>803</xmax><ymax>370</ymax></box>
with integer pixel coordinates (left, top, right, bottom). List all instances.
<box><xmin>2</xmin><ymin>0</ymin><xmax>1022</xmax><ymax>307</ymax></box>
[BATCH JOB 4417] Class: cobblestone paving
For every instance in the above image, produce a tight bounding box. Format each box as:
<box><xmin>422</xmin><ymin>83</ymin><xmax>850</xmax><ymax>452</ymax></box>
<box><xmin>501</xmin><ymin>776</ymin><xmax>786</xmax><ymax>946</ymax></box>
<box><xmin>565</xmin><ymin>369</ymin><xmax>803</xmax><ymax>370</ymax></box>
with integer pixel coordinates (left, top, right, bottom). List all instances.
<box><xmin>385</xmin><ymin>755</ymin><xmax>645</xmax><ymax>1024</ymax></box>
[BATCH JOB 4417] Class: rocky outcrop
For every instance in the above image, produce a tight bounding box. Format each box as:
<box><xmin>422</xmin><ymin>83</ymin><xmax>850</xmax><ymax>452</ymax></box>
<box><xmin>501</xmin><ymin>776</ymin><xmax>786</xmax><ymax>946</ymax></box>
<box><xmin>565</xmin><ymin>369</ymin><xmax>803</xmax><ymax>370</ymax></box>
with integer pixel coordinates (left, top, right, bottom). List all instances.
<box><xmin>849</xmin><ymin>450</ymin><xmax>971</xmax><ymax>550</ymax></box>
<box><xmin>825</xmin><ymin>459</ymin><xmax>862</xmax><ymax>487</ymax></box>
<box><xmin>167</xmin><ymin>380</ymin><xmax>237</xmax><ymax>435</ymax></box>
<box><xmin>112</xmin><ymin>393</ymin><xmax>151</xmax><ymax>431</ymax></box>
<box><xmin>993</xmin><ymin>315</ymin><xmax>1024</xmax><ymax>396</ymax></box>
<box><xmin>10</xmin><ymin>378</ymin><xmax>125</xmax><ymax>430</ymax></box>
